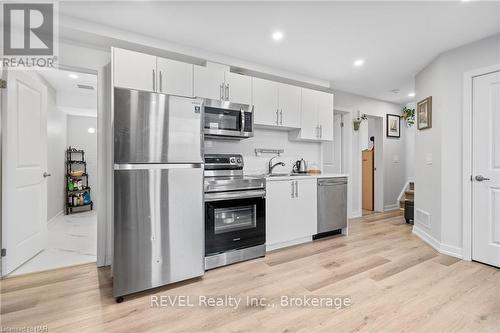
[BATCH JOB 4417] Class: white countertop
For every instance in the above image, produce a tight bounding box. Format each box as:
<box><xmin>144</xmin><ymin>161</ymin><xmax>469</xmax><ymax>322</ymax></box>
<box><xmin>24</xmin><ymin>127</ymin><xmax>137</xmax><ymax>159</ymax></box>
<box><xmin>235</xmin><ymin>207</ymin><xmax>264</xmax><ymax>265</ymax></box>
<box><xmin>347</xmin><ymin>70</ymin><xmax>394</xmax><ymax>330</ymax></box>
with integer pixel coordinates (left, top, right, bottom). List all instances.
<box><xmin>248</xmin><ymin>173</ymin><xmax>349</xmax><ymax>182</ymax></box>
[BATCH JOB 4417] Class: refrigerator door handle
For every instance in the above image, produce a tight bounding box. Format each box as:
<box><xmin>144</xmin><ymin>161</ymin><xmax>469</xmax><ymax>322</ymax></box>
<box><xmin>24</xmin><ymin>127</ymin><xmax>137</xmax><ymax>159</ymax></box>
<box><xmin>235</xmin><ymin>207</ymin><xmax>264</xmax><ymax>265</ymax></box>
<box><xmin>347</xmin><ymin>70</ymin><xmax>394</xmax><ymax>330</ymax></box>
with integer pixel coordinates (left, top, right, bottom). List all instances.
<box><xmin>114</xmin><ymin>163</ymin><xmax>203</xmax><ymax>170</ymax></box>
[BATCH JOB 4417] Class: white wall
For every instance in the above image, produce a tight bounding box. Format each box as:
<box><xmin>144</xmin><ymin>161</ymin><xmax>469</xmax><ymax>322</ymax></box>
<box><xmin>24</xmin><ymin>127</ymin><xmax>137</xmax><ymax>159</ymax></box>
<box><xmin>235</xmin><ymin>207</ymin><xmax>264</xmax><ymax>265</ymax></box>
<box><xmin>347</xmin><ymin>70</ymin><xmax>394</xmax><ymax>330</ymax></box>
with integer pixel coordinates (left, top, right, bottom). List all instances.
<box><xmin>404</xmin><ymin>102</ymin><xmax>416</xmax><ymax>181</ymax></box>
<box><xmin>204</xmin><ymin>129</ymin><xmax>321</xmax><ymax>174</ymax></box>
<box><xmin>334</xmin><ymin>90</ymin><xmax>406</xmax><ymax>215</ymax></box>
<box><xmin>414</xmin><ymin>33</ymin><xmax>500</xmax><ymax>254</ymax></box>
<box><xmin>46</xmin><ymin>84</ymin><xmax>67</xmax><ymax>221</ymax></box>
<box><xmin>66</xmin><ymin>116</ymin><xmax>98</xmax><ymax>209</ymax></box>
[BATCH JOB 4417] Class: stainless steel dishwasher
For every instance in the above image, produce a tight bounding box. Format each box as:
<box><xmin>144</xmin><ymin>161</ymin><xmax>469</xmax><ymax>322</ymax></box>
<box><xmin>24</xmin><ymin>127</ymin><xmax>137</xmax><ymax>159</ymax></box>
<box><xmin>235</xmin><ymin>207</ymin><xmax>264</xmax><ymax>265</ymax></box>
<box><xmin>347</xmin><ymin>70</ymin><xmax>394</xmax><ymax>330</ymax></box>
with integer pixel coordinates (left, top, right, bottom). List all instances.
<box><xmin>314</xmin><ymin>177</ymin><xmax>348</xmax><ymax>239</ymax></box>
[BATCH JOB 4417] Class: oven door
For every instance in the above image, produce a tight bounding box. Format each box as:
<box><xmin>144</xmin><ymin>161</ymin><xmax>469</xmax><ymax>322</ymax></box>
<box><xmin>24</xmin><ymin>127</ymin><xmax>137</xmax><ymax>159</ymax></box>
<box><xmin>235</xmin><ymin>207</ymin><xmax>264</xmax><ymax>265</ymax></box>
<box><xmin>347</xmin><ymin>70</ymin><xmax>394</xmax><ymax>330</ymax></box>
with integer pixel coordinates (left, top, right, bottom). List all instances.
<box><xmin>205</xmin><ymin>193</ymin><xmax>265</xmax><ymax>255</ymax></box>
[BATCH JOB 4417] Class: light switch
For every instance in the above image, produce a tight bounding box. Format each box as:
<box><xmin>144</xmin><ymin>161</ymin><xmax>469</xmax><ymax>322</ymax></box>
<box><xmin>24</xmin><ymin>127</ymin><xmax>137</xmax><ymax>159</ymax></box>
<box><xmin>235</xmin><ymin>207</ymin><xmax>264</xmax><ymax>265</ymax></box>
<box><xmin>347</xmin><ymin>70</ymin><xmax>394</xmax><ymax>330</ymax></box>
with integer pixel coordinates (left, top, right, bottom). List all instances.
<box><xmin>393</xmin><ymin>155</ymin><xmax>399</xmax><ymax>163</ymax></box>
<box><xmin>426</xmin><ymin>153</ymin><xmax>433</xmax><ymax>165</ymax></box>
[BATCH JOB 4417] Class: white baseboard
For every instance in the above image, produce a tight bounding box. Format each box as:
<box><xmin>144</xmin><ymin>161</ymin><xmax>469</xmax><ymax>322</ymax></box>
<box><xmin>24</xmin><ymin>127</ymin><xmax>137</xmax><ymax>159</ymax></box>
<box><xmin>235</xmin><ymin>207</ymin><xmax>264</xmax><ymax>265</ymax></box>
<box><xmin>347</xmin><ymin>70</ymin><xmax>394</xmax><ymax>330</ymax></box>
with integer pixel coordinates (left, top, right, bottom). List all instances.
<box><xmin>412</xmin><ymin>225</ymin><xmax>463</xmax><ymax>259</ymax></box>
<box><xmin>47</xmin><ymin>209</ymin><xmax>64</xmax><ymax>225</ymax></box>
<box><xmin>266</xmin><ymin>236</ymin><xmax>312</xmax><ymax>252</ymax></box>
<box><xmin>383</xmin><ymin>203</ymin><xmax>400</xmax><ymax>212</ymax></box>
<box><xmin>350</xmin><ymin>210</ymin><xmax>362</xmax><ymax>218</ymax></box>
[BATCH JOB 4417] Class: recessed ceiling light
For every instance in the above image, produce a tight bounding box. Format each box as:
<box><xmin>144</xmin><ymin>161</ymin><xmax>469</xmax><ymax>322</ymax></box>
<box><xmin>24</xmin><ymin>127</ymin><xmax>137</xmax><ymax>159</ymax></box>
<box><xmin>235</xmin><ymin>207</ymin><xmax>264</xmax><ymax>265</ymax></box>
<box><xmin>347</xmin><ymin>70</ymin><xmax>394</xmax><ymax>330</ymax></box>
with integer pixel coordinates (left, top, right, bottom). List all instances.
<box><xmin>272</xmin><ymin>31</ymin><xmax>283</xmax><ymax>41</ymax></box>
<box><xmin>68</xmin><ymin>73</ymin><xmax>79</xmax><ymax>79</ymax></box>
<box><xmin>353</xmin><ymin>59</ymin><xmax>364</xmax><ymax>67</ymax></box>
<box><xmin>88</xmin><ymin>127</ymin><xmax>96</xmax><ymax>134</ymax></box>
<box><xmin>408</xmin><ymin>92</ymin><xmax>416</xmax><ymax>98</ymax></box>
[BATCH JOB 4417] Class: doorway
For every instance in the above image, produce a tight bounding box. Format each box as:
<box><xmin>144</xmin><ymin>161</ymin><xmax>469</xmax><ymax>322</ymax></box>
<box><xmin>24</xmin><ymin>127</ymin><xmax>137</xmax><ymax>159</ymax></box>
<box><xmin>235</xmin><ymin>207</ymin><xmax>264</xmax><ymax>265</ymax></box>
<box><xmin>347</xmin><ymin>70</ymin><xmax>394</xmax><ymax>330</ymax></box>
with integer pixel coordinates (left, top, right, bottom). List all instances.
<box><xmin>1</xmin><ymin>68</ymin><xmax>98</xmax><ymax>276</ymax></box>
<box><xmin>361</xmin><ymin>116</ymin><xmax>383</xmax><ymax>216</ymax></box>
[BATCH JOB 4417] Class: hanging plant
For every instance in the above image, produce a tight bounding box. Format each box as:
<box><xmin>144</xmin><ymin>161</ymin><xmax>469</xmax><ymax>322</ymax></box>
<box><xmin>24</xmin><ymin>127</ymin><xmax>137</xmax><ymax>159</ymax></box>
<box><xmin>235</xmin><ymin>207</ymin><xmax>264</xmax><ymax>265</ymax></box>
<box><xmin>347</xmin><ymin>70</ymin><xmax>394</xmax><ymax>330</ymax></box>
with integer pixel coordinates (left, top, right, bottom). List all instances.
<box><xmin>353</xmin><ymin>111</ymin><xmax>367</xmax><ymax>131</ymax></box>
<box><xmin>401</xmin><ymin>106</ymin><xmax>415</xmax><ymax>127</ymax></box>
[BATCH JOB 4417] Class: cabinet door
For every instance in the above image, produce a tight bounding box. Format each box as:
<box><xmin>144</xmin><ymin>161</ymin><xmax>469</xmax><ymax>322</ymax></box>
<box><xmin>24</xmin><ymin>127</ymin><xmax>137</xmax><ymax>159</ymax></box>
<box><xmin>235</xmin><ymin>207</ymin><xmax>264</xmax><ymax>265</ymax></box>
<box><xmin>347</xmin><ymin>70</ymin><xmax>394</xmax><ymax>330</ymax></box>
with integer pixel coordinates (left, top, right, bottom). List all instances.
<box><xmin>113</xmin><ymin>48</ymin><xmax>157</xmax><ymax>92</ymax></box>
<box><xmin>300</xmin><ymin>88</ymin><xmax>319</xmax><ymax>140</ymax></box>
<box><xmin>193</xmin><ymin>65</ymin><xmax>225</xmax><ymax>100</ymax></box>
<box><xmin>266</xmin><ymin>180</ymin><xmax>293</xmax><ymax>245</ymax></box>
<box><xmin>317</xmin><ymin>92</ymin><xmax>334</xmax><ymax>141</ymax></box>
<box><xmin>293</xmin><ymin>179</ymin><xmax>318</xmax><ymax>237</ymax></box>
<box><xmin>225</xmin><ymin>72</ymin><xmax>252</xmax><ymax>105</ymax></box>
<box><xmin>157</xmin><ymin>57</ymin><xmax>193</xmax><ymax>97</ymax></box>
<box><xmin>253</xmin><ymin>77</ymin><xmax>279</xmax><ymax>126</ymax></box>
<box><xmin>278</xmin><ymin>83</ymin><xmax>301</xmax><ymax>128</ymax></box>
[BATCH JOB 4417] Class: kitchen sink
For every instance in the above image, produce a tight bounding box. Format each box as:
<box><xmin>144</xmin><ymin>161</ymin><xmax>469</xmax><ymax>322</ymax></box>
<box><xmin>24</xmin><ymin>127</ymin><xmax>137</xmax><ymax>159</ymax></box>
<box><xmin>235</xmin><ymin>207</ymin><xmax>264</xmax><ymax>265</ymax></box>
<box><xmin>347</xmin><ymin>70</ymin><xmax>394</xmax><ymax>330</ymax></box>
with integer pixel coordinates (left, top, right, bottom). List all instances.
<box><xmin>266</xmin><ymin>173</ymin><xmax>310</xmax><ymax>177</ymax></box>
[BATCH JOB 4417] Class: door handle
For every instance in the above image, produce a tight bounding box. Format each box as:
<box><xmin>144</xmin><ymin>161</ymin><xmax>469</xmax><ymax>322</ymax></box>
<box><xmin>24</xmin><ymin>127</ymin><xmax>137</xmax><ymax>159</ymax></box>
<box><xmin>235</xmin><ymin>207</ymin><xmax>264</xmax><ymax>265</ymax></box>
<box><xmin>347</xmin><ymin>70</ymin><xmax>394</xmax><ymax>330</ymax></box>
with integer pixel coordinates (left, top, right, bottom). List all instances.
<box><xmin>152</xmin><ymin>69</ymin><xmax>156</xmax><ymax>91</ymax></box>
<box><xmin>475</xmin><ymin>175</ymin><xmax>490</xmax><ymax>182</ymax></box>
<box><xmin>43</xmin><ymin>172</ymin><xmax>51</xmax><ymax>178</ymax></box>
<box><xmin>159</xmin><ymin>71</ymin><xmax>163</xmax><ymax>92</ymax></box>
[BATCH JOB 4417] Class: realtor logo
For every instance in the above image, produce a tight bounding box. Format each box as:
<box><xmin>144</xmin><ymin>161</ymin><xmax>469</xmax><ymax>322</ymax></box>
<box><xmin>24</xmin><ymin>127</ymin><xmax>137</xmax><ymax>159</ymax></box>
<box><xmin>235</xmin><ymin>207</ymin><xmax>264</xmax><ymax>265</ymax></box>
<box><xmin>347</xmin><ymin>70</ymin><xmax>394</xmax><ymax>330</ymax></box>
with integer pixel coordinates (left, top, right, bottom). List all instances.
<box><xmin>2</xmin><ymin>2</ymin><xmax>58</xmax><ymax>68</ymax></box>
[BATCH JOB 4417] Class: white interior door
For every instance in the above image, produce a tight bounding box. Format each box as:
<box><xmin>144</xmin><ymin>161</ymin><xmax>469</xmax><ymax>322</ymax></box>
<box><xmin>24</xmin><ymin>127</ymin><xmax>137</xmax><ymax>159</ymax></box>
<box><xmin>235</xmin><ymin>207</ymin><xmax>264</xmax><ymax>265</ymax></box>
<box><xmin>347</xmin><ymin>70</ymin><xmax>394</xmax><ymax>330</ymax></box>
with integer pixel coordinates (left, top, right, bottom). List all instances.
<box><xmin>472</xmin><ymin>70</ymin><xmax>500</xmax><ymax>267</ymax></box>
<box><xmin>2</xmin><ymin>70</ymin><xmax>48</xmax><ymax>276</ymax></box>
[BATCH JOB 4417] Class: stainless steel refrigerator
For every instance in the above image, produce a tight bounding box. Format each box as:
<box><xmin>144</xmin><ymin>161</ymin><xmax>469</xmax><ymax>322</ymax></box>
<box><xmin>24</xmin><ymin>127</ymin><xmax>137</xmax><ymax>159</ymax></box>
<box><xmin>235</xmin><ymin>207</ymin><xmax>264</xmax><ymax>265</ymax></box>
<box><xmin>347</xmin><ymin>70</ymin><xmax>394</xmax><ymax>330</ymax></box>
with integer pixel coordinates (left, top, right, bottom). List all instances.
<box><xmin>113</xmin><ymin>88</ymin><xmax>204</xmax><ymax>300</ymax></box>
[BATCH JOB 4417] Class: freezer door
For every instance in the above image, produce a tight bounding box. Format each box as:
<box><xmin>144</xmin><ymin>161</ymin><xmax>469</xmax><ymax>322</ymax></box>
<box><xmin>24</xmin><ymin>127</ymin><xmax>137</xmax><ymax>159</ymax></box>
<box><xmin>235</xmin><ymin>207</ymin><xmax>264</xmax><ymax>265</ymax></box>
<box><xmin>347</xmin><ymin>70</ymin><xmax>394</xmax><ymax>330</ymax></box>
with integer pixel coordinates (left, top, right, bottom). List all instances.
<box><xmin>114</xmin><ymin>88</ymin><xmax>203</xmax><ymax>163</ymax></box>
<box><xmin>113</xmin><ymin>164</ymin><xmax>204</xmax><ymax>297</ymax></box>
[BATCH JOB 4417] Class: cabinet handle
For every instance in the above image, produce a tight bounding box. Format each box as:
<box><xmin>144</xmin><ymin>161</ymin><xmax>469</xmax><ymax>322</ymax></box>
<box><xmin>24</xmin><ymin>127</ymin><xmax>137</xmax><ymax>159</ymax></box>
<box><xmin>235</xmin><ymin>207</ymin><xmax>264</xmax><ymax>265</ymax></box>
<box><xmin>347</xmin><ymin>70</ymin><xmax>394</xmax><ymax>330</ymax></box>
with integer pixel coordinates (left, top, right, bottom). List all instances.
<box><xmin>315</xmin><ymin>125</ymin><xmax>319</xmax><ymax>138</ymax></box>
<box><xmin>225</xmin><ymin>83</ymin><xmax>230</xmax><ymax>101</ymax></box>
<box><xmin>276</xmin><ymin>109</ymin><xmax>279</xmax><ymax>125</ymax></box>
<box><xmin>280</xmin><ymin>109</ymin><xmax>283</xmax><ymax>125</ymax></box>
<box><xmin>220</xmin><ymin>83</ymin><xmax>224</xmax><ymax>100</ymax></box>
<box><xmin>295</xmin><ymin>181</ymin><xmax>299</xmax><ymax>198</ymax></box>
<box><xmin>320</xmin><ymin>125</ymin><xmax>323</xmax><ymax>138</ymax></box>
<box><xmin>291</xmin><ymin>181</ymin><xmax>295</xmax><ymax>198</ymax></box>
<box><xmin>152</xmin><ymin>69</ymin><xmax>156</xmax><ymax>91</ymax></box>
<box><xmin>159</xmin><ymin>71</ymin><xmax>163</xmax><ymax>92</ymax></box>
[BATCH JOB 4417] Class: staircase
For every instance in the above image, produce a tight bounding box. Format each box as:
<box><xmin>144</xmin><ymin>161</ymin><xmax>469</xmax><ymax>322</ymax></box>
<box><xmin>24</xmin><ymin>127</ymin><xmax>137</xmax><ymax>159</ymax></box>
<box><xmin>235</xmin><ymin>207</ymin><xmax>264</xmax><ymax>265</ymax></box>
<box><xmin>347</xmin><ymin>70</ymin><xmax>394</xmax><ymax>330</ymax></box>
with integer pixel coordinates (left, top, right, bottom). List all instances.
<box><xmin>400</xmin><ymin>181</ymin><xmax>414</xmax><ymax>209</ymax></box>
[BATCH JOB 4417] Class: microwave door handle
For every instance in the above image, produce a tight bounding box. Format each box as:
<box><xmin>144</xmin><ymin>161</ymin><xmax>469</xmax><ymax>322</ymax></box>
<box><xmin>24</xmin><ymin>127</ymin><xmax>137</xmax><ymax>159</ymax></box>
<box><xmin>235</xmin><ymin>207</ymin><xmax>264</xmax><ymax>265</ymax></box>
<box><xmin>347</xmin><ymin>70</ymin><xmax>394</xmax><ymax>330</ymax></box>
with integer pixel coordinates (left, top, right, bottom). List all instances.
<box><xmin>240</xmin><ymin>109</ymin><xmax>245</xmax><ymax>134</ymax></box>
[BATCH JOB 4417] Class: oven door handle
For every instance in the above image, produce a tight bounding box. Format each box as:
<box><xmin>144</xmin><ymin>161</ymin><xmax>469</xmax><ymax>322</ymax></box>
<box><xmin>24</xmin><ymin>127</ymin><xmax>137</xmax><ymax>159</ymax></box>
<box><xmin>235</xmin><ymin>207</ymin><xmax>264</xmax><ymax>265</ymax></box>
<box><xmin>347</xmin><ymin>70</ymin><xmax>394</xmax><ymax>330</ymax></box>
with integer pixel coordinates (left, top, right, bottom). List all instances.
<box><xmin>205</xmin><ymin>189</ymin><xmax>265</xmax><ymax>202</ymax></box>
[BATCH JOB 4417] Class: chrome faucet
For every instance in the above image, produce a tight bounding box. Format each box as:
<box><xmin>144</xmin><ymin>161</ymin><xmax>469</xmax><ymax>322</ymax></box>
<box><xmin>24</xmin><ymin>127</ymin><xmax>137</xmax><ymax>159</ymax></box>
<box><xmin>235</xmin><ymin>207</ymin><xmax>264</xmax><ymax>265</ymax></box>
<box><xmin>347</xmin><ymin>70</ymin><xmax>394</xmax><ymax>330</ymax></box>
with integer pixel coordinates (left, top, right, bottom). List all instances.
<box><xmin>268</xmin><ymin>155</ymin><xmax>285</xmax><ymax>174</ymax></box>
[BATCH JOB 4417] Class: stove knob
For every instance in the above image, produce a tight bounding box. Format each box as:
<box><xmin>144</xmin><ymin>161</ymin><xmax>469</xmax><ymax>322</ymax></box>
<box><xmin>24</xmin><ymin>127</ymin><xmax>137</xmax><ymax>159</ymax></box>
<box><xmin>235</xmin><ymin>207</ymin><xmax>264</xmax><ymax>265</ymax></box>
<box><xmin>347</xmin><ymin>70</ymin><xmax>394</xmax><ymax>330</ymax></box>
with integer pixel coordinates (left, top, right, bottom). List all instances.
<box><xmin>230</xmin><ymin>157</ymin><xmax>235</xmax><ymax>163</ymax></box>
<box><xmin>237</xmin><ymin>158</ymin><xmax>242</xmax><ymax>164</ymax></box>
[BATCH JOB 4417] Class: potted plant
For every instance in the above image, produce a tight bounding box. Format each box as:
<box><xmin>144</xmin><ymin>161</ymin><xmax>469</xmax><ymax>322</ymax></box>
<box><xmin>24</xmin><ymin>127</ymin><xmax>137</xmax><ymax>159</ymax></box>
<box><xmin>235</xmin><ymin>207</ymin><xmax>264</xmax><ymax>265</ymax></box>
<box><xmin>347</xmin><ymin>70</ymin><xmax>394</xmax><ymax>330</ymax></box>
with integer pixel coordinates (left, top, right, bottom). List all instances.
<box><xmin>401</xmin><ymin>106</ymin><xmax>415</xmax><ymax>127</ymax></box>
<box><xmin>353</xmin><ymin>111</ymin><xmax>367</xmax><ymax>131</ymax></box>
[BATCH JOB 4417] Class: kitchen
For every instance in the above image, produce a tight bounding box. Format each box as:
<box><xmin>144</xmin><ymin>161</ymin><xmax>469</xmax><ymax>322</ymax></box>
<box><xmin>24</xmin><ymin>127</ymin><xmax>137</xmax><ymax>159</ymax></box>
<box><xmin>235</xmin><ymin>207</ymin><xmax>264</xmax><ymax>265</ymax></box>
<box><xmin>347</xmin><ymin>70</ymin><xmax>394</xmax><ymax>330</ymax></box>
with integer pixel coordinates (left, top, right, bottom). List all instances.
<box><xmin>3</xmin><ymin>2</ymin><xmax>500</xmax><ymax>332</ymax></box>
<box><xmin>111</xmin><ymin>47</ymin><xmax>348</xmax><ymax>301</ymax></box>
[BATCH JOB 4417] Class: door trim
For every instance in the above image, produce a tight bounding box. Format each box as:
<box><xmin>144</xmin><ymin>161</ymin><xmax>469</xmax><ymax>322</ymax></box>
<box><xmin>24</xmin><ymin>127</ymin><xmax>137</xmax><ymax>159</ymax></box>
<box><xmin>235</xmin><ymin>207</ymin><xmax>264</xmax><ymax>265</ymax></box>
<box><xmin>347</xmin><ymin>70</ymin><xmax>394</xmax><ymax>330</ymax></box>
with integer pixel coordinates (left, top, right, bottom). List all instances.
<box><xmin>462</xmin><ymin>64</ymin><xmax>500</xmax><ymax>261</ymax></box>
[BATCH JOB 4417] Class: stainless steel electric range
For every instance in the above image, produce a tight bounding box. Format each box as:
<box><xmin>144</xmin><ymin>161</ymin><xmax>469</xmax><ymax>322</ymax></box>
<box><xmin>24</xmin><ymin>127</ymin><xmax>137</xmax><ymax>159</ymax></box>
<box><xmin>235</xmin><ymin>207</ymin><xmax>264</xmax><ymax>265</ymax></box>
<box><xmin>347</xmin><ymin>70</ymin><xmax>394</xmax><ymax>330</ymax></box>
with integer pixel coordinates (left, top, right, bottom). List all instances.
<box><xmin>204</xmin><ymin>154</ymin><xmax>266</xmax><ymax>270</ymax></box>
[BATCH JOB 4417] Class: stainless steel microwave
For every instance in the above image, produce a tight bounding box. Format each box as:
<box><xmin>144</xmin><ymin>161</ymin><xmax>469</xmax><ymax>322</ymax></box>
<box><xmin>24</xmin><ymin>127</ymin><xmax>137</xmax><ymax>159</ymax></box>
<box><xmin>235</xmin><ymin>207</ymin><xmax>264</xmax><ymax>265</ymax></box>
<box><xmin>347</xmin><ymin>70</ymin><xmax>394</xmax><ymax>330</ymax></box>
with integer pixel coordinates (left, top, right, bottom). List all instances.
<box><xmin>203</xmin><ymin>99</ymin><xmax>254</xmax><ymax>139</ymax></box>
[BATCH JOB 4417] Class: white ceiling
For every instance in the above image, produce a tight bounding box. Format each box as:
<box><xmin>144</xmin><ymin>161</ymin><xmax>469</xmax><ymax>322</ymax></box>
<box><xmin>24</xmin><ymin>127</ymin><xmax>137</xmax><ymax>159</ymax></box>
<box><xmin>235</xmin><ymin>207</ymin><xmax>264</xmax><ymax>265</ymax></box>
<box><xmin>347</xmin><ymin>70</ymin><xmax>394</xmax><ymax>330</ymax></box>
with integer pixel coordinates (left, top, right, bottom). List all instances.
<box><xmin>59</xmin><ymin>1</ymin><xmax>500</xmax><ymax>104</ymax></box>
<box><xmin>38</xmin><ymin>69</ymin><xmax>98</xmax><ymax>116</ymax></box>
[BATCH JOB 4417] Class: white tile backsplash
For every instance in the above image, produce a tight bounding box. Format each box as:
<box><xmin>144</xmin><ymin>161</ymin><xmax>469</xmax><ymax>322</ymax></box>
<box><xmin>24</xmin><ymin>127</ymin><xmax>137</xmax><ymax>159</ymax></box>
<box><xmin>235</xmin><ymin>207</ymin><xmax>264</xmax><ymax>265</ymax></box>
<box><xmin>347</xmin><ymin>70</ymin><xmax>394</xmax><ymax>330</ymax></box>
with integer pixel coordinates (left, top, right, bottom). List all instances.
<box><xmin>204</xmin><ymin>128</ymin><xmax>321</xmax><ymax>175</ymax></box>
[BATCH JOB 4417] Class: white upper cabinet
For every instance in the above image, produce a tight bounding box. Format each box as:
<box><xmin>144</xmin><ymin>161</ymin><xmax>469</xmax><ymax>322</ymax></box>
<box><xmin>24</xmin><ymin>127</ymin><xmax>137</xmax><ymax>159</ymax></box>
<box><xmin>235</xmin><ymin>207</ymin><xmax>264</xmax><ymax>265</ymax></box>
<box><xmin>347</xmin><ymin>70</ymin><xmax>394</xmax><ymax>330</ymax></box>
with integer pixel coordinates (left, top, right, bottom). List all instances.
<box><xmin>300</xmin><ymin>88</ymin><xmax>319</xmax><ymax>140</ymax></box>
<box><xmin>225</xmin><ymin>72</ymin><xmax>252</xmax><ymax>105</ymax></box>
<box><xmin>113</xmin><ymin>48</ymin><xmax>193</xmax><ymax>97</ymax></box>
<box><xmin>278</xmin><ymin>83</ymin><xmax>301</xmax><ymax>128</ymax></box>
<box><xmin>317</xmin><ymin>91</ymin><xmax>334</xmax><ymax>141</ymax></box>
<box><xmin>193</xmin><ymin>65</ymin><xmax>226</xmax><ymax>100</ymax></box>
<box><xmin>113</xmin><ymin>48</ymin><xmax>157</xmax><ymax>92</ymax></box>
<box><xmin>194</xmin><ymin>66</ymin><xmax>252</xmax><ymax>104</ymax></box>
<box><xmin>253</xmin><ymin>77</ymin><xmax>279</xmax><ymax>126</ymax></box>
<box><xmin>156</xmin><ymin>57</ymin><xmax>193</xmax><ymax>97</ymax></box>
<box><xmin>253</xmin><ymin>78</ymin><xmax>301</xmax><ymax>128</ymax></box>
<box><xmin>296</xmin><ymin>88</ymin><xmax>334</xmax><ymax>141</ymax></box>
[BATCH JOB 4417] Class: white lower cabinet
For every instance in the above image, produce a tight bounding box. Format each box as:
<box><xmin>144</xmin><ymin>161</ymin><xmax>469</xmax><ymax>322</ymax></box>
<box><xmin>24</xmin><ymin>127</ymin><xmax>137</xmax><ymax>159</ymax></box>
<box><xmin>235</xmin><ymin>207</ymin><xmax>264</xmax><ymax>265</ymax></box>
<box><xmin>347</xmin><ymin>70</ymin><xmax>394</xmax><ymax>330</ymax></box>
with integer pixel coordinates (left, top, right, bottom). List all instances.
<box><xmin>266</xmin><ymin>179</ymin><xmax>317</xmax><ymax>250</ymax></box>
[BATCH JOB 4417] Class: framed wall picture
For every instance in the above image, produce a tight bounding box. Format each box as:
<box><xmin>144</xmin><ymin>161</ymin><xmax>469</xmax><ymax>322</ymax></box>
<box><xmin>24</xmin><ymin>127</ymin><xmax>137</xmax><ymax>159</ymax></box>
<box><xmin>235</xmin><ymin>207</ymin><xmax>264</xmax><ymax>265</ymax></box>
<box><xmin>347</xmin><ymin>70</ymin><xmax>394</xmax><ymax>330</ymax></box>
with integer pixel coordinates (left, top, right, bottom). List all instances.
<box><xmin>386</xmin><ymin>114</ymin><xmax>401</xmax><ymax>138</ymax></box>
<box><xmin>417</xmin><ymin>96</ymin><xmax>432</xmax><ymax>130</ymax></box>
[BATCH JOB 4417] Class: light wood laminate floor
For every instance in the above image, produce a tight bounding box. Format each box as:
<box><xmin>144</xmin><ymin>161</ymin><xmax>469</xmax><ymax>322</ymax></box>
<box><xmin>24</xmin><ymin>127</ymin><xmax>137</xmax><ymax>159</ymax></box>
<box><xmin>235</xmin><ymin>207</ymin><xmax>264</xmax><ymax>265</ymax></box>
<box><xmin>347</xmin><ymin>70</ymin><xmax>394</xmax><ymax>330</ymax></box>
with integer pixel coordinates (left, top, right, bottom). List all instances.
<box><xmin>2</xmin><ymin>211</ymin><xmax>499</xmax><ymax>332</ymax></box>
